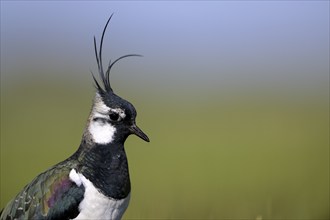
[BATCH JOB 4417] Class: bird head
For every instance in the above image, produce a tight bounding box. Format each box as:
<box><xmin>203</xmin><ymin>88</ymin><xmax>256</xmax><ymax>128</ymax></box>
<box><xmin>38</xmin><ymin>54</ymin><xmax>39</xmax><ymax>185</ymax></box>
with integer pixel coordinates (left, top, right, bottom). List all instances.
<box><xmin>88</xmin><ymin>14</ymin><xmax>149</xmax><ymax>145</ymax></box>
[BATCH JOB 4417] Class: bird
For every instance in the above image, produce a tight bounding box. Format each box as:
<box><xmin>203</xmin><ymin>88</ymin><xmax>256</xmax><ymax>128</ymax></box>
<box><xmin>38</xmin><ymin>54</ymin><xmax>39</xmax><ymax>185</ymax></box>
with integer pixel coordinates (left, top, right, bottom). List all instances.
<box><xmin>0</xmin><ymin>14</ymin><xmax>149</xmax><ymax>220</ymax></box>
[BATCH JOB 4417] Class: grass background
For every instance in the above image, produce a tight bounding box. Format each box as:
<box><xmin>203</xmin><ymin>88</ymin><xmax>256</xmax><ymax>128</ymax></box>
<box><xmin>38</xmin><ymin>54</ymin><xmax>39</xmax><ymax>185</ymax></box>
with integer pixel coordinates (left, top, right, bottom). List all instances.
<box><xmin>1</xmin><ymin>78</ymin><xmax>328</xmax><ymax>219</ymax></box>
<box><xmin>1</xmin><ymin>1</ymin><xmax>329</xmax><ymax>219</ymax></box>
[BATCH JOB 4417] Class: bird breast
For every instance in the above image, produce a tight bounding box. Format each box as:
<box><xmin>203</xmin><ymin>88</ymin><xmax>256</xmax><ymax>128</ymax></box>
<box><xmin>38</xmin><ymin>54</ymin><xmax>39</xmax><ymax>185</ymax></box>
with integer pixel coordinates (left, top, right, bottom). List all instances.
<box><xmin>69</xmin><ymin>169</ymin><xmax>130</xmax><ymax>220</ymax></box>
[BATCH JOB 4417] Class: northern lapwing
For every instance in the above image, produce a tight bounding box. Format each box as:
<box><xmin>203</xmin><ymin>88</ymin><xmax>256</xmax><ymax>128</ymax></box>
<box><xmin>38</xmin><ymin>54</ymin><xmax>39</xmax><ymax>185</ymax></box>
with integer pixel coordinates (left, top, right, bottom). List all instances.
<box><xmin>0</xmin><ymin>15</ymin><xmax>149</xmax><ymax>220</ymax></box>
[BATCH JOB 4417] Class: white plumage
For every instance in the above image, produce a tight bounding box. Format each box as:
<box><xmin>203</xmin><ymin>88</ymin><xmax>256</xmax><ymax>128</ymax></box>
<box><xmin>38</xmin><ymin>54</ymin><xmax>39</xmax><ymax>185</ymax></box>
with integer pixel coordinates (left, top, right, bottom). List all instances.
<box><xmin>70</xmin><ymin>169</ymin><xmax>130</xmax><ymax>220</ymax></box>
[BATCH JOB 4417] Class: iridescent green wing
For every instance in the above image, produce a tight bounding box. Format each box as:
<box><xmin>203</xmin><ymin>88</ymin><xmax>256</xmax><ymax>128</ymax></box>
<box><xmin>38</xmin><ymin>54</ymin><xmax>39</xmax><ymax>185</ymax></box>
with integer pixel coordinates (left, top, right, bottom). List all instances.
<box><xmin>0</xmin><ymin>161</ymin><xmax>84</xmax><ymax>220</ymax></box>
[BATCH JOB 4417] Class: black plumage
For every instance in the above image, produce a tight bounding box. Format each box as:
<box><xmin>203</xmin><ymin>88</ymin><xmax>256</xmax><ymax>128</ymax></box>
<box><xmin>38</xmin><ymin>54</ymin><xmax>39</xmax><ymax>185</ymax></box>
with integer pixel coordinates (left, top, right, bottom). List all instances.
<box><xmin>92</xmin><ymin>13</ymin><xmax>142</xmax><ymax>95</ymax></box>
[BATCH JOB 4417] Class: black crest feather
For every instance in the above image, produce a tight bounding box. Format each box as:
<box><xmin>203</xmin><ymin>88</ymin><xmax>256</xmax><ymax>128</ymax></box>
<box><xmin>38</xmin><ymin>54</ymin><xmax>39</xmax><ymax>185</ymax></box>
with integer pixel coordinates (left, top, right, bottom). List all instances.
<box><xmin>92</xmin><ymin>14</ymin><xmax>142</xmax><ymax>93</ymax></box>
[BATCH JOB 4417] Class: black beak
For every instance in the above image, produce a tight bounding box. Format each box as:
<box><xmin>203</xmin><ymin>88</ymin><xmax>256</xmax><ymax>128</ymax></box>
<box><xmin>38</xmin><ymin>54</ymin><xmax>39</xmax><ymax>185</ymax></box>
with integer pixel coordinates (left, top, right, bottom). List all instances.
<box><xmin>130</xmin><ymin>124</ymin><xmax>150</xmax><ymax>142</ymax></box>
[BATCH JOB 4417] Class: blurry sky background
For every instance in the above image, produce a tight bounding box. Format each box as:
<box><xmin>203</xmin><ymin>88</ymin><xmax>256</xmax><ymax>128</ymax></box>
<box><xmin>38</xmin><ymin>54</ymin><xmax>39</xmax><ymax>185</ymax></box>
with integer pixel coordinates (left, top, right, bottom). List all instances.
<box><xmin>1</xmin><ymin>1</ymin><xmax>329</xmax><ymax>219</ymax></box>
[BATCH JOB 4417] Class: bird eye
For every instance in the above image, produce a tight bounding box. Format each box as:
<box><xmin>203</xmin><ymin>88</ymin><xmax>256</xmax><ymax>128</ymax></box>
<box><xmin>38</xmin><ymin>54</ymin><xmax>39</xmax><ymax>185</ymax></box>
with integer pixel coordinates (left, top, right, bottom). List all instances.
<box><xmin>109</xmin><ymin>112</ymin><xmax>120</xmax><ymax>121</ymax></box>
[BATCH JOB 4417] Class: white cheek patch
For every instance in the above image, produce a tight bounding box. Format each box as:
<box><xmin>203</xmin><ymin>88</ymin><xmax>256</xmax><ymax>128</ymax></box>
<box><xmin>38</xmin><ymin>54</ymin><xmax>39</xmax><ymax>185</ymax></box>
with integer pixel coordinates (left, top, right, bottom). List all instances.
<box><xmin>88</xmin><ymin>118</ymin><xmax>116</xmax><ymax>144</ymax></box>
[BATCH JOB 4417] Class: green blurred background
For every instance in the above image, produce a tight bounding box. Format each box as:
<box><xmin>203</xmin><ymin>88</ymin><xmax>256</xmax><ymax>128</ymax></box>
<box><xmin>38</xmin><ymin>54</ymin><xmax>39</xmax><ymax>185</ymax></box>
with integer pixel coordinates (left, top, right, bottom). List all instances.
<box><xmin>1</xmin><ymin>1</ymin><xmax>329</xmax><ymax>219</ymax></box>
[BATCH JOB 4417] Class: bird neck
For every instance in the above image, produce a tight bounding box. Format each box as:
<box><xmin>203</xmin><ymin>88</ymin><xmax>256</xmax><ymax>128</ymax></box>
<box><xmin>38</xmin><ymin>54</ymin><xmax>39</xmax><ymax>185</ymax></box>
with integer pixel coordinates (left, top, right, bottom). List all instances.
<box><xmin>74</xmin><ymin>139</ymin><xmax>131</xmax><ymax>199</ymax></box>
